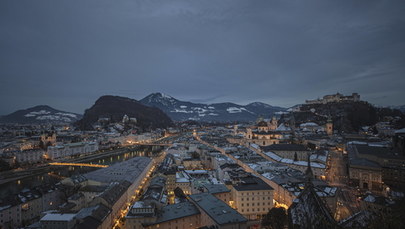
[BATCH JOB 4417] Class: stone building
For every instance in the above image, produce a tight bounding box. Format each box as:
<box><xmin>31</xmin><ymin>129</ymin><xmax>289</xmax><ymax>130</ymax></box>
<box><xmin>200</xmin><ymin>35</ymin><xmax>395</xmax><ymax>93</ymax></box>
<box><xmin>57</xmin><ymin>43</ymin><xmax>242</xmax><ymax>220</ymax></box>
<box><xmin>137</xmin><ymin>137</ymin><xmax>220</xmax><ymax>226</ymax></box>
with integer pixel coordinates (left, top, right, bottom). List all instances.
<box><xmin>245</xmin><ymin>118</ymin><xmax>282</xmax><ymax>146</ymax></box>
<box><xmin>231</xmin><ymin>176</ymin><xmax>274</xmax><ymax>220</ymax></box>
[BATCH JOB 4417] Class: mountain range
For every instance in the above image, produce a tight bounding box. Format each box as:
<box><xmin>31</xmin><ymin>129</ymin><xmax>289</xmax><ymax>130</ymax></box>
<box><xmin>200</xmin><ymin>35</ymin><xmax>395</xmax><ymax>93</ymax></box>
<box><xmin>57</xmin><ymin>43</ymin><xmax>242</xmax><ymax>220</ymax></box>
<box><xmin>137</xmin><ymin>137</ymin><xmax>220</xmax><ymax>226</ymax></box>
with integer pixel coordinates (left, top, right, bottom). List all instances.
<box><xmin>0</xmin><ymin>105</ymin><xmax>81</xmax><ymax>124</ymax></box>
<box><xmin>391</xmin><ymin>105</ymin><xmax>405</xmax><ymax>113</ymax></box>
<box><xmin>4</xmin><ymin>93</ymin><xmax>400</xmax><ymax>126</ymax></box>
<box><xmin>139</xmin><ymin>92</ymin><xmax>287</xmax><ymax>122</ymax></box>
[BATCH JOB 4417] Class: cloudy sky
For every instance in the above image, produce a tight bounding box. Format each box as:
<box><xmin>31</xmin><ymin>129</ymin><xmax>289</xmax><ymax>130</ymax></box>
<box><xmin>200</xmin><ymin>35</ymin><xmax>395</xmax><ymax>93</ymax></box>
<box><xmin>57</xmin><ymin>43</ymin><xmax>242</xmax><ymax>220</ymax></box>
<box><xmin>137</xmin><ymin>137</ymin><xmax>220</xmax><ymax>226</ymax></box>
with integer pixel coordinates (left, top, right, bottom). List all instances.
<box><xmin>1</xmin><ymin>0</ymin><xmax>405</xmax><ymax>114</ymax></box>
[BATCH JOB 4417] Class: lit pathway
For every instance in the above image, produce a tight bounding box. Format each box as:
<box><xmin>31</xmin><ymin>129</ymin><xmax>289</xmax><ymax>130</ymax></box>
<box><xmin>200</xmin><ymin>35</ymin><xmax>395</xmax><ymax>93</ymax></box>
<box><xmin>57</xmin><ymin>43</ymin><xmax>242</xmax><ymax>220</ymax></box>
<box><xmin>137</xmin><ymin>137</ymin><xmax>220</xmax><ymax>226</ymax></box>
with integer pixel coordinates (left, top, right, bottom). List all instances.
<box><xmin>49</xmin><ymin>162</ymin><xmax>108</xmax><ymax>168</ymax></box>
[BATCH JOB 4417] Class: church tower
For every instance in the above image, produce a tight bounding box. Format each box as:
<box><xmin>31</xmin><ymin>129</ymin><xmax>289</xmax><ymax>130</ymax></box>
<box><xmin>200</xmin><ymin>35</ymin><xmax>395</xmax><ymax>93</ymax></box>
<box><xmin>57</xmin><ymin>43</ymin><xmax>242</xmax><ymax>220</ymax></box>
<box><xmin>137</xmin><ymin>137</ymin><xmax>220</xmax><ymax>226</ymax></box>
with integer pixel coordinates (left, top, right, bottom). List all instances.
<box><xmin>246</xmin><ymin>128</ymin><xmax>253</xmax><ymax>139</ymax></box>
<box><xmin>326</xmin><ymin>116</ymin><xmax>333</xmax><ymax>136</ymax></box>
<box><xmin>269</xmin><ymin>116</ymin><xmax>278</xmax><ymax>130</ymax></box>
<box><xmin>233</xmin><ymin>125</ymin><xmax>238</xmax><ymax>135</ymax></box>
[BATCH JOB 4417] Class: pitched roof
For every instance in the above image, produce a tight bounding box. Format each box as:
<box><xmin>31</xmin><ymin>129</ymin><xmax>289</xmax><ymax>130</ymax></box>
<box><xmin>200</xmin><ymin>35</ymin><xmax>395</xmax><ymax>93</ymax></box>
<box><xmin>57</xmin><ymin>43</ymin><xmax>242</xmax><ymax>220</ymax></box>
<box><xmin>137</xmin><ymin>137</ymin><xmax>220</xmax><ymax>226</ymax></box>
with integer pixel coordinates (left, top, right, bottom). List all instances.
<box><xmin>288</xmin><ymin>183</ymin><xmax>337</xmax><ymax>229</ymax></box>
<box><xmin>261</xmin><ymin>144</ymin><xmax>309</xmax><ymax>152</ymax></box>
<box><xmin>203</xmin><ymin>184</ymin><xmax>230</xmax><ymax>194</ymax></box>
<box><xmin>189</xmin><ymin>193</ymin><xmax>247</xmax><ymax>225</ymax></box>
<box><xmin>148</xmin><ymin>201</ymin><xmax>200</xmax><ymax>225</ymax></box>
<box><xmin>98</xmin><ymin>181</ymin><xmax>131</xmax><ymax>206</ymax></box>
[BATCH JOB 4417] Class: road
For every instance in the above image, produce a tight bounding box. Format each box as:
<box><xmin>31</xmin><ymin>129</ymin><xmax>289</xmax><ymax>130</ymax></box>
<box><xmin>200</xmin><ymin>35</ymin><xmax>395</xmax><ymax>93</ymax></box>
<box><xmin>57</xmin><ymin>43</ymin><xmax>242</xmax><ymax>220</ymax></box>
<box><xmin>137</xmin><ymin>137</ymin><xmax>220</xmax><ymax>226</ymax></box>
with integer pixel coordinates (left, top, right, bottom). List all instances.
<box><xmin>113</xmin><ymin>150</ymin><xmax>168</xmax><ymax>229</ymax></box>
<box><xmin>326</xmin><ymin>150</ymin><xmax>363</xmax><ymax>220</ymax></box>
<box><xmin>326</xmin><ymin>150</ymin><xmax>348</xmax><ymax>186</ymax></box>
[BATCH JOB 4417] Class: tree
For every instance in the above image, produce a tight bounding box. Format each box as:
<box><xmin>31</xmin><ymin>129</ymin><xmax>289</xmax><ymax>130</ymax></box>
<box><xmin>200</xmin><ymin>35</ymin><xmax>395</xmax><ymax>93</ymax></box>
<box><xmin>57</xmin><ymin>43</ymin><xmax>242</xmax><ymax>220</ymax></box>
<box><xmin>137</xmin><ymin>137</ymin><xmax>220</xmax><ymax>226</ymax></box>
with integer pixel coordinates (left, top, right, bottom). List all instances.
<box><xmin>261</xmin><ymin>207</ymin><xmax>287</xmax><ymax>229</ymax></box>
<box><xmin>0</xmin><ymin>159</ymin><xmax>11</xmax><ymax>171</ymax></box>
<box><xmin>174</xmin><ymin>187</ymin><xmax>187</xmax><ymax>199</ymax></box>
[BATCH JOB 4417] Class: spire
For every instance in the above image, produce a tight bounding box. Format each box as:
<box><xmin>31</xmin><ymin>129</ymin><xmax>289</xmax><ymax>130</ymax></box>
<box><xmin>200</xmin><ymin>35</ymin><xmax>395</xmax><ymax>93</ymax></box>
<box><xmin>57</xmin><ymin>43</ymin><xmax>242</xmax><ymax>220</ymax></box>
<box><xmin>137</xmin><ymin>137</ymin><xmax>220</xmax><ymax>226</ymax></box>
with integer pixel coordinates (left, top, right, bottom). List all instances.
<box><xmin>305</xmin><ymin>153</ymin><xmax>313</xmax><ymax>185</ymax></box>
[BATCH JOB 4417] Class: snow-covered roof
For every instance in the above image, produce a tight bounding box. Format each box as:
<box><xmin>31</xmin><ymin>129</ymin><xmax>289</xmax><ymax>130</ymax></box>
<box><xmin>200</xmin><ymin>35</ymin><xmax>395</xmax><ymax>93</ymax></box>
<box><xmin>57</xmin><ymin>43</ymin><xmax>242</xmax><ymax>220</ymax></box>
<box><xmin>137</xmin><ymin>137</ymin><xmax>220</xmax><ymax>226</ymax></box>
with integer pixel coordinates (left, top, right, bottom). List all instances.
<box><xmin>395</xmin><ymin>128</ymin><xmax>405</xmax><ymax>134</ymax></box>
<box><xmin>300</xmin><ymin>122</ymin><xmax>319</xmax><ymax>127</ymax></box>
<box><xmin>264</xmin><ymin>151</ymin><xmax>326</xmax><ymax>168</ymax></box>
<box><xmin>41</xmin><ymin>213</ymin><xmax>76</xmax><ymax>222</ymax></box>
<box><xmin>363</xmin><ymin>195</ymin><xmax>376</xmax><ymax>203</ymax></box>
<box><xmin>276</xmin><ymin>123</ymin><xmax>291</xmax><ymax>131</ymax></box>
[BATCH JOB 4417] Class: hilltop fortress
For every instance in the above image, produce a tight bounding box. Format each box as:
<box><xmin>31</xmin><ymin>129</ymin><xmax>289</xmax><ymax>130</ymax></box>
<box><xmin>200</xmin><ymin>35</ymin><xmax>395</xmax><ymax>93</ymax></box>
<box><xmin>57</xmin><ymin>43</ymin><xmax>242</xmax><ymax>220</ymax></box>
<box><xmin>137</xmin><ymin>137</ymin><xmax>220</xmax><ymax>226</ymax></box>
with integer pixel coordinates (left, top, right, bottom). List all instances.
<box><xmin>306</xmin><ymin>93</ymin><xmax>360</xmax><ymax>105</ymax></box>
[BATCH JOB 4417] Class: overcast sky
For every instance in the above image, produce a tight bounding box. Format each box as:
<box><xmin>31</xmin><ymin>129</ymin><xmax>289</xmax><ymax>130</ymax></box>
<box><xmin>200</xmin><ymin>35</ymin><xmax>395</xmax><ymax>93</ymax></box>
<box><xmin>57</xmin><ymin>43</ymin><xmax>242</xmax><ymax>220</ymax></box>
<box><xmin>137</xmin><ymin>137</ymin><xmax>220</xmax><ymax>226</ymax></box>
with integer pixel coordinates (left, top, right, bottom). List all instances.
<box><xmin>1</xmin><ymin>0</ymin><xmax>405</xmax><ymax>114</ymax></box>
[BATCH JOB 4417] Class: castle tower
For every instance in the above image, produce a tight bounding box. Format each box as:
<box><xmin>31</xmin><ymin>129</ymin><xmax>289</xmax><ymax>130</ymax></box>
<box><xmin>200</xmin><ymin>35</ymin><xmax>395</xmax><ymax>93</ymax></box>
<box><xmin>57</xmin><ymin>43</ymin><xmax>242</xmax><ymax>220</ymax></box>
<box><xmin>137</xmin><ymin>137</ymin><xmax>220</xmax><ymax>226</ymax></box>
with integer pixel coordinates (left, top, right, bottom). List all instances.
<box><xmin>326</xmin><ymin>116</ymin><xmax>333</xmax><ymax>136</ymax></box>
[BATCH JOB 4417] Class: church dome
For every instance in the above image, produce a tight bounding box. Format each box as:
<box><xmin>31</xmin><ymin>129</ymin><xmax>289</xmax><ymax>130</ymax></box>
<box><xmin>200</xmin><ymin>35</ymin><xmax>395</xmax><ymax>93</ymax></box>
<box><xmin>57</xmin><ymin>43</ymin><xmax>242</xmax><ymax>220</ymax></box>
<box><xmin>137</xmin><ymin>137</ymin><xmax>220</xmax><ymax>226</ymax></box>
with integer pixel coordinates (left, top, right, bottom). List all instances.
<box><xmin>257</xmin><ymin>121</ymin><xmax>268</xmax><ymax>127</ymax></box>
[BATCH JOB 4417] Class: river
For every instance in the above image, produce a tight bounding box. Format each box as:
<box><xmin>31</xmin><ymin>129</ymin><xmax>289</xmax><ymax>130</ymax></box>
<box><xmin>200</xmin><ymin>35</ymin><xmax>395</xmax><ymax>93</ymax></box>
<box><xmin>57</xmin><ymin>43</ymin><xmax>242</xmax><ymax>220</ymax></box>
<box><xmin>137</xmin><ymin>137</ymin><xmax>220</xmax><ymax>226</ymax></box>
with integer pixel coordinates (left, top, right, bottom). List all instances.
<box><xmin>0</xmin><ymin>145</ymin><xmax>164</xmax><ymax>199</ymax></box>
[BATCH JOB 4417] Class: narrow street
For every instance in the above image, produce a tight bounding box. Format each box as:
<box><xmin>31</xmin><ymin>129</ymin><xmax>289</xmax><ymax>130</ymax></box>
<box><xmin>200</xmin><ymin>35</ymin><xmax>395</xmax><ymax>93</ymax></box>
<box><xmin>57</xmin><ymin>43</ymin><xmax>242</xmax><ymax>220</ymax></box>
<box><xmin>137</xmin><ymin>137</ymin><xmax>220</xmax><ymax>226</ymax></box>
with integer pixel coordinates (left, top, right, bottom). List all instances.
<box><xmin>326</xmin><ymin>150</ymin><xmax>362</xmax><ymax>221</ymax></box>
<box><xmin>326</xmin><ymin>150</ymin><xmax>348</xmax><ymax>186</ymax></box>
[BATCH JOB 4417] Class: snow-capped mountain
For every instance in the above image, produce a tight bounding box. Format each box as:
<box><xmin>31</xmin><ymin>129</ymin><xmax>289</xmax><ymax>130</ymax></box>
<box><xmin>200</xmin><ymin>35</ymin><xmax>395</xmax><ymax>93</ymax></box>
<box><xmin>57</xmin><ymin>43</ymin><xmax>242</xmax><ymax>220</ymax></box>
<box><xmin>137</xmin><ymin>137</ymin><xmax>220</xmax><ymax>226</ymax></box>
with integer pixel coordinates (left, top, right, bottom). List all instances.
<box><xmin>391</xmin><ymin>105</ymin><xmax>405</xmax><ymax>113</ymax></box>
<box><xmin>140</xmin><ymin>93</ymin><xmax>286</xmax><ymax>122</ymax></box>
<box><xmin>0</xmin><ymin>105</ymin><xmax>82</xmax><ymax>124</ymax></box>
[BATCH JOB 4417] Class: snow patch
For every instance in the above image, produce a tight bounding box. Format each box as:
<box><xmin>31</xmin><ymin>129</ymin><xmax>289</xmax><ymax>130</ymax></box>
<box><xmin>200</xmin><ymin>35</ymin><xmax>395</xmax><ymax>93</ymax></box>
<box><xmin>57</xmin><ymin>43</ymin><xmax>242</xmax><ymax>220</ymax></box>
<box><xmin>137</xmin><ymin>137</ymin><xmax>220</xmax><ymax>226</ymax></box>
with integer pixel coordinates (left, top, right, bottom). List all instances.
<box><xmin>36</xmin><ymin>115</ymin><xmax>71</xmax><ymax>122</ymax></box>
<box><xmin>24</xmin><ymin>110</ymin><xmax>51</xmax><ymax>117</ymax></box>
<box><xmin>226</xmin><ymin>107</ymin><xmax>242</xmax><ymax>113</ymax></box>
<box><xmin>171</xmin><ymin>109</ymin><xmax>193</xmax><ymax>113</ymax></box>
<box><xmin>55</xmin><ymin>112</ymin><xmax>77</xmax><ymax>118</ymax></box>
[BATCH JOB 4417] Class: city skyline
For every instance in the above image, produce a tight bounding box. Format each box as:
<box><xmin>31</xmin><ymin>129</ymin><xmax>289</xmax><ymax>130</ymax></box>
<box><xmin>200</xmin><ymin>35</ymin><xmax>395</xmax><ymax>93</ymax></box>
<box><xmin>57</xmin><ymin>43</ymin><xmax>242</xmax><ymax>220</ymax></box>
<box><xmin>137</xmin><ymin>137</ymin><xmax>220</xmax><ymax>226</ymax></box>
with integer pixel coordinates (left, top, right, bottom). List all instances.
<box><xmin>1</xmin><ymin>0</ymin><xmax>405</xmax><ymax>114</ymax></box>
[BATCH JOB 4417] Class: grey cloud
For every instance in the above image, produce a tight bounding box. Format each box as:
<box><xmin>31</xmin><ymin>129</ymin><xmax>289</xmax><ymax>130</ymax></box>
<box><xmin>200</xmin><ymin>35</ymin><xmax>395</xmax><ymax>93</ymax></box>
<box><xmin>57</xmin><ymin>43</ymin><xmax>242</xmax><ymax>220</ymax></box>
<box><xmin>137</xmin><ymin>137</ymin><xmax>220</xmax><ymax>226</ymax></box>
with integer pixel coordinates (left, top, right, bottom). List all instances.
<box><xmin>1</xmin><ymin>0</ymin><xmax>404</xmax><ymax>114</ymax></box>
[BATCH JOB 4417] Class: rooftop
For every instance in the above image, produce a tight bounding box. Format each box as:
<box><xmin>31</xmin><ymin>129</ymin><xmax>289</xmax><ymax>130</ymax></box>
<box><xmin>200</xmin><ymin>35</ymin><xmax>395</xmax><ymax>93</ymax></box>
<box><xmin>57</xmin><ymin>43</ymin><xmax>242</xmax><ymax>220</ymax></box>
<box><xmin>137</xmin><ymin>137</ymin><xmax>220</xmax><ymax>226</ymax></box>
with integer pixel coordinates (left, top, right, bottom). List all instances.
<box><xmin>261</xmin><ymin>144</ymin><xmax>309</xmax><ymax>152</ymax></box>
<box><xmin>98</xmin><ymin>181</ymin><xmax>131</xmax><ymax>206</ymax></box>
<box><xmin>40</xmin><ymin>213</ymin><xmax>76</xmax><ymax>222</ymax></box>
<box><xmin>354</xmin><ymin>144</ymin><xmax>404</xmax><ymax>160</ymax></box>
<box><xmin>83</xmin><ymin>157</ymin><xmax>151</xmax><ymax>183</ymax></box>
<box><xmin>151</xmin><ymin>201</ymin><xmax>200</xmax><ymax>225</ymax></box>
<box><xmin>203</xmin><ymin>184</ymin><xmax>230</xmax><ymax>194</ymax></box>
<box><xmin>233</xmin><ymin>176</ymin><xmax>274</xmax><ymax>191</ymax></box>
<box><xmin>189</xmin><ymin>193</ymin><xmax>247</xmax><ymax>225</ymax></box>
